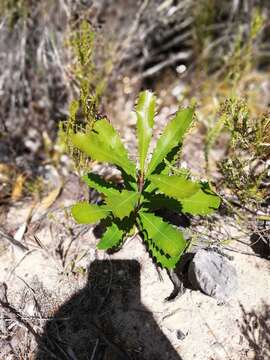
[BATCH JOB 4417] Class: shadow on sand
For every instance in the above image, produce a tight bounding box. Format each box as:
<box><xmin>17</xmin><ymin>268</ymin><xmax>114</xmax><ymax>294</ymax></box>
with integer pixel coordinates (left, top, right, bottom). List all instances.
<box><xmin>35</xmin><ymin>260</ymin><xmax>183</xmax><ymax>360</ymax></box>
<box><xmin>239</xmin><ymin>302</ymin><xmax>270</xmax><ymax>360</ymax></box>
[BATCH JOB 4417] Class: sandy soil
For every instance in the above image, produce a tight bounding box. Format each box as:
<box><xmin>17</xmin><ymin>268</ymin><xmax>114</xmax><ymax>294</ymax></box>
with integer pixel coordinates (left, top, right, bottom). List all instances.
<box><xmin>0</xmin><ymin>184</ymin><xmax>269</xmax><ymax>359</ymax></box>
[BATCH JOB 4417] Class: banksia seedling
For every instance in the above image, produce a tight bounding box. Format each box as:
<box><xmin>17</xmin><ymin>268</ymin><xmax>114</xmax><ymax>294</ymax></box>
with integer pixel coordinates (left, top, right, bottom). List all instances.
<box><xmin>70</xmin><ymin>91</ymin><xmax>220</xmax><ymax>269</ymax></box>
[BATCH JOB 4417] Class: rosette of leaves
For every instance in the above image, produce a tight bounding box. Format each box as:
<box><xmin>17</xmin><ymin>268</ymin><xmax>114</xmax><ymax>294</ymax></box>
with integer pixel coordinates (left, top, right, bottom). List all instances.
<box><xmin>70</xmin><ymin>91</ymin><xmax>220</xmax><ymax>269</ymax></box>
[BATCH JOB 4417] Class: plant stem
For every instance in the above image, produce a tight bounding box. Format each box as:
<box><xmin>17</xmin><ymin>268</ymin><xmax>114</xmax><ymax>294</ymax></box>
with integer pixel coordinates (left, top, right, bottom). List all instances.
<box><xmin>135</xmin><ymin>171</ymin><xmax>145</xmax><ymax>214</ymax></box>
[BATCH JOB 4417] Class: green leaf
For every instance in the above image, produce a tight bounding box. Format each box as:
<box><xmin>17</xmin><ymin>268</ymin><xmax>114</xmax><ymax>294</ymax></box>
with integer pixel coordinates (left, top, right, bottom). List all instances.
<box><xmin>82</xmin><ymin>172</ymin><xmax>139</xmax><ymax>219</ymax></box>
<box><xmin>146</xmin><ymin>108</ymin><xmax>194</xmax><ymax>176</ymax></box>
<box><xmin>70</xmin><ymin>131</ymin><xmax>125</xmax><ymax>172</ymax></box>
<box><xmin>138</xmin><ymin>211</ymin><xmax>186</xmax><ymax>258</ymax></box>
<box><xmin>180</xmin><ymin>184</ymin><xmax>220</xmax><ymax>215</ymax></box>
<box><xmin>142</xmin><ymin>194</ymin><xmax>182</xmax><ymax>213</ymax></box>
<box><xmin>136</xmin><ymin>90</ymin><xmax>156</xmax><ymax>173</ymax></box>
<box><xmin>121</xmin><ymin>171</ymin><xmax>138</xmax><ymax>191</ymax></box>
<box><xmin>105</xmin><ymin>190</ymin><xmax>139</xmax><ymax>220</ymax></box>
<box><xmin>93</xmin><ymin>119</ymin><xmax>129</xmax><ymax>159</ymax></box>
<box><xmin>71</xmin><ymin>202</ymin><xmax>109</xmax><ymax>224</ymax></box>
<box><xmin>70</xmin><ymin>119</ymin><xmax>136</xmax><ymax>177</ymax></box>
<box><xmin>153</xmin><ymin>143</ymin><xmax>182</xmax><ymax>176</ymax></box>
<box><xmin>142</xmin><ymin>230</ymin><xmax>181</xmax><ymax>269</ymax></box>
<box><xmin>82</xmin><ymin>173</ymin><xmax>118</xmax><ymax>196</ymax></box>
<box><xmin>97</xmin><ymin>222</ymin><xmax>125</xmax><ymax>250</ymax></box>
<box><xmin>148</xmin><ymin>174</ymin><xmax>200</xmax><ymax>200</ymax></box>
<box><xmin>144</xmin><ymin>144</ymin><xmax>180</xmax><ymax>192</ymax></box>
<box><xmin>94</xmin><ymin>119</ymin><xmax>136</xmax><ymax>177</ymax></box>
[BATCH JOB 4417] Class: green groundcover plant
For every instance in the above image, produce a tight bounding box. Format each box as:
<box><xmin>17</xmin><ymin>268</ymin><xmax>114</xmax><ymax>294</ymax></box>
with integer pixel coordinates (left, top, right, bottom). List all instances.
<box><xmin>70</xmin><ymin>91</ymin><xmax>220</xmax><ymax>269</ymax></box>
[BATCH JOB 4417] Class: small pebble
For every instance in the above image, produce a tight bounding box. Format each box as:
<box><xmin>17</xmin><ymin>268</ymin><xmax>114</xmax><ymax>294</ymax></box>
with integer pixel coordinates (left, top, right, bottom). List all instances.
<box><xmin>176</xmin><ymin>329</ymin><xmax>187</xmax><ymax>340</ymax></box>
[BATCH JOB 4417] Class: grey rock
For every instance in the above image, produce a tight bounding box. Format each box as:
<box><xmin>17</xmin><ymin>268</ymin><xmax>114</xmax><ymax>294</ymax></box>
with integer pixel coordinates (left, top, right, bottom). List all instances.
<box><xmin>188</xmin><ymin>249</ymin><xmax>238</xmax><ymax>301</ymax></box>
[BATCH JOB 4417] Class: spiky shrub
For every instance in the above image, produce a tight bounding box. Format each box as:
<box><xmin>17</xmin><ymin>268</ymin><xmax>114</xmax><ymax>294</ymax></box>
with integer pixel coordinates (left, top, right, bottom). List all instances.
<box><xmin>218</xmin><ymin>98</ymin><xmax>270</xmax><ymax>202</ymax></box>
<box><xmin>70</xmin><ymin>91</ymin><xmax>220</xmax><ymax>269</ymax></box>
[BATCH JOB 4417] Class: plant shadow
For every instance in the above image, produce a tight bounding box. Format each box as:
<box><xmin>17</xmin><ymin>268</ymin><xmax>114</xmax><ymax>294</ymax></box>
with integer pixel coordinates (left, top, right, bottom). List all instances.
<box><xmin>35</xmin><ymin>260</ymin><xmax>183</xmax><ymax>360</ymax></box>
<box><xmin>239</xmin><ymin>302</ymin><xmax>270</xmax><ymax>360</ymax></box>
<box><xmin>250</xmin><ymin>232</ymin><xmax>270</xmax><ymax>260</ymax></box>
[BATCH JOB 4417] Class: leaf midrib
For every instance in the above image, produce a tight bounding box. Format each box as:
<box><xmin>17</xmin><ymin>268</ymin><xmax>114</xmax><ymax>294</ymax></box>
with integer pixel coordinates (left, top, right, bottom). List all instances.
<box><xmin>147</xmin><ymin>128</ymin><xmax>178</xmax><ymax>175</ymax></box>
<box><xmin>150</xmin><ymin>176</ymin><xmax>198</xmax><ymax>198</ymax></box>
<box><xmin>96</xmin><ymin>141</ymin><xmax>134</xmax><ymax>174</ymax></box>
<box><xmin>140</xmin><ymin>212</ymin><xmax>178</xmax><ymax>246</ymax></box>
<box><xmin>106</xmin><ymin>191</ymin><xmax>138</xmax><ymax>214</ymax></box>
<box><xmin>147</xmin><ymin>111</ymin><xmax>192</xmax><ymax>175</ymax></box>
